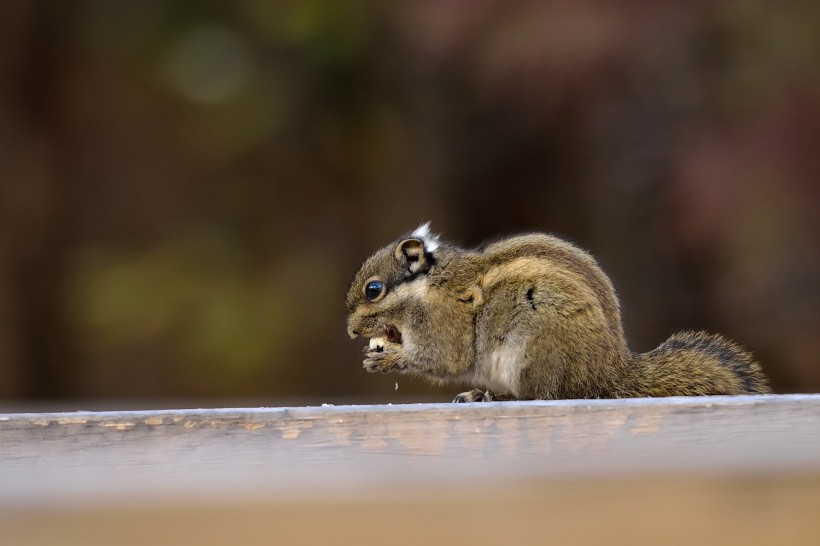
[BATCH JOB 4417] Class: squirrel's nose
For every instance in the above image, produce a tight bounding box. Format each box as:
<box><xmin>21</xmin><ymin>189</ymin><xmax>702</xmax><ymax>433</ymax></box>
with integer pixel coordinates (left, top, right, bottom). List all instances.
<box><xmin>347</xmin><ymin>316</ymin><xmax>372</xmax><ymax>339</ymax></box>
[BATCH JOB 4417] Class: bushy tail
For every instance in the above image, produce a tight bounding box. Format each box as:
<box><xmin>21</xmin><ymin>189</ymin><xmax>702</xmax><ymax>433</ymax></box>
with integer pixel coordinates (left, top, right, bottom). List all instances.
<box><xmin>635</xmin><ymin>331</ymin><xmax>770</xmax><ymax>396</ymax></box>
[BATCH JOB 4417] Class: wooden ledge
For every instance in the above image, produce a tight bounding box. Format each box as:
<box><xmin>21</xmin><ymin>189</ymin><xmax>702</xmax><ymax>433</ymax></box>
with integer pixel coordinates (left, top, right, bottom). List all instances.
<box><xmin>3</xmin><ymin>395</ymin><xmax>820</xmax><ymax>545</ymax></box>
<box><xmin>2</xmin><ymin>394</ymin><xmax>820</xmax><ymax>507</ymax></box>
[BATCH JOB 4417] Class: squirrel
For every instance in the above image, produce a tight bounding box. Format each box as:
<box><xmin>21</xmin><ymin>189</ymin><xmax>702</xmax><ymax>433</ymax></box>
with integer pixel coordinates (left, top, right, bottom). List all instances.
<box><xmin>346</xmin><ymin>223</ymin><xmax>769</xmax><ymax>402</ymax></box>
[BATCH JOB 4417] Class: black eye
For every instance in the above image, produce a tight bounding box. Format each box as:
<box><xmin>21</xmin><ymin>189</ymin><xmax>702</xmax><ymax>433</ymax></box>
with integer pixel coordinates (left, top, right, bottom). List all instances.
<box><xmin>365</xmin><ymin>280</ymin><xmax>384</xmax><ymax>301</ymax></box>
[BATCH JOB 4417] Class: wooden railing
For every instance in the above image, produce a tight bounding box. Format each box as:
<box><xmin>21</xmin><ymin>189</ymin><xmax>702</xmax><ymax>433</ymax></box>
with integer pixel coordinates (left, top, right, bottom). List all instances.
<box><xmin>2</xmin><ymin>394</ymin><xmax>819</xmax><ymax>545</ymax></box>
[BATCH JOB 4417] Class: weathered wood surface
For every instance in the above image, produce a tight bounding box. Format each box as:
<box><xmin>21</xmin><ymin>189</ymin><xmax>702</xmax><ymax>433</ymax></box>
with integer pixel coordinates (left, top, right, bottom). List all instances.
<box><xmin>3</xmin><ymin>395</ymin><xmax>820</xmax><ymax>545</ymax></box>
<box><xmin>2</xmin><ymin>394</ymin><xmax>820</xmax><ymax>506</ymax></box>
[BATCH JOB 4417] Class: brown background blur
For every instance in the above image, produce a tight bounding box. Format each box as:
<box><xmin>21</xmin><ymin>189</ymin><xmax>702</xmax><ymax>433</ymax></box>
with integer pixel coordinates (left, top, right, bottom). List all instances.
<box><xmin>0</xmin><ymin>1</ymin><xmax>818</xmax><ymax>409</ymax></box>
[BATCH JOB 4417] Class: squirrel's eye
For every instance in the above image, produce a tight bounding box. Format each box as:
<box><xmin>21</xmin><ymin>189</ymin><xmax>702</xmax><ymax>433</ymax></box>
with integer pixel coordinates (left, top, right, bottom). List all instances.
<box><xmin>365</xmin><ymin>280</ymin><xmax>384</xmax><ymax>301</ymax></box>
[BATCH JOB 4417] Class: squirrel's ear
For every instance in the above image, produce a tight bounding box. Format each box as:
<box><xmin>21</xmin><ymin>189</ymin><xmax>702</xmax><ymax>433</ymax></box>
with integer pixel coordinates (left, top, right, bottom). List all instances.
<box><xmin>394</xmin><ymin>238</ymin><xmax>428</xmax><ymax>275</ymax></box>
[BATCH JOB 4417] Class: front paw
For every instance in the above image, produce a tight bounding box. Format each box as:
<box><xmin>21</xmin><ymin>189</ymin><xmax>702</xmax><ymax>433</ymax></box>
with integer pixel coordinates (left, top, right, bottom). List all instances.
<box><xmin>363</xmin><ymin>349</ymin><xmax>405</xmax><ymax>374</ymax></box>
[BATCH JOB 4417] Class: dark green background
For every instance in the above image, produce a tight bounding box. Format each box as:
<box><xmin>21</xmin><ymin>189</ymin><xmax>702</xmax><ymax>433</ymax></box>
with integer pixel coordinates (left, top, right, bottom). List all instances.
<box><xmin>1</xmin><ymin>1</ymin><xmax>818</xmax><ymax>408</ymax></box>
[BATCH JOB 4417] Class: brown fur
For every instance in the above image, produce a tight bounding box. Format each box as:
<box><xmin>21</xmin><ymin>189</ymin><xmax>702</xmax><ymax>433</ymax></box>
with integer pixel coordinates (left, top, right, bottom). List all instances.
<box><xmin>346</xmin><ymin>226</ymin><xmax>769</xmax><ymax>401</ymax></box>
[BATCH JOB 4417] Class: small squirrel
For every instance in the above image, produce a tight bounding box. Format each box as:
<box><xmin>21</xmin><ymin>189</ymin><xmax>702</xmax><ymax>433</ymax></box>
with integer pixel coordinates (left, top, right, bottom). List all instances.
<box><xmin>346</xmin><ymin>223</ymin><xmax>769</xmax><ymax>402</ymax></box>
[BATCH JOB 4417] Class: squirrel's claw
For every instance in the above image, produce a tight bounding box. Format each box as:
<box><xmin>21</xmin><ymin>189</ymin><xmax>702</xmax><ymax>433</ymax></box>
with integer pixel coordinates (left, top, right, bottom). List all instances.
<box><xmin>453</xmin><ymin>388</ymin><xmax>494</xmax><ymax>403</ymax></box>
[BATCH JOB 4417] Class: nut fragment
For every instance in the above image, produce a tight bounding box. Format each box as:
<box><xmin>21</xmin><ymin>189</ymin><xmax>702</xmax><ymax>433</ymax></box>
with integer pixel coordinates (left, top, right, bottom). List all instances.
<box><xmin>369</xmin><ymin>337</ymin><xmax>386</xmax><ymax>352</ymax></box>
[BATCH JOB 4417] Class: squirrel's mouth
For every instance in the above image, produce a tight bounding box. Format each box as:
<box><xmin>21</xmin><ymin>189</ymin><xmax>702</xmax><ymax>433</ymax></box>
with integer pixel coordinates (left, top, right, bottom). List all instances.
<box><xmin>368</xmin><ymin>325</ymin><xmax>402</xmax><ymax>352</ymax></box>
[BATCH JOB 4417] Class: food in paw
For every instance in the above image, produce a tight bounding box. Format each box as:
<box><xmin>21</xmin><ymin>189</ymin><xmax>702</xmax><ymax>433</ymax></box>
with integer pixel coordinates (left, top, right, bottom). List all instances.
<box><xmin>369</xmin><ymin>337</ymin><xmax>386</xmax><ymax>352</ymax></box>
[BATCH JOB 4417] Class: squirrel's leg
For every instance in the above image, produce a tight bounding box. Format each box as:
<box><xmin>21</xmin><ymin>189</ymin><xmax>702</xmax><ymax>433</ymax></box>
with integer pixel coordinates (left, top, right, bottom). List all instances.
<box><xmin>458</xmin><ymin>276</ymin><xmax>574</xmax><ymax>401</ymax></box>
<box><xmin>452</xmin><ymin>389</ymin><xmax>517</xmax><ymax>403</ymax></box>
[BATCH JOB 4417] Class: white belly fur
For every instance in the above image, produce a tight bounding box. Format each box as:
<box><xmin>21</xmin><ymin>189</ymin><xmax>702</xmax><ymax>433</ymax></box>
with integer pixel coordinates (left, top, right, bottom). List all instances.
<box><xmin>475</xmin><ymin>340</ymin><xmax>524</xmax><ymax>396</ymax></box>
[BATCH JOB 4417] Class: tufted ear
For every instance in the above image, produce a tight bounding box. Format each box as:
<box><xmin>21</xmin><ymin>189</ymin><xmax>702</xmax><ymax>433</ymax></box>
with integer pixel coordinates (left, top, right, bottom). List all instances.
<box><xmin>394</xmin><ymin>238</ymin><xmax>428</xmax><ymax>276</ymax></box>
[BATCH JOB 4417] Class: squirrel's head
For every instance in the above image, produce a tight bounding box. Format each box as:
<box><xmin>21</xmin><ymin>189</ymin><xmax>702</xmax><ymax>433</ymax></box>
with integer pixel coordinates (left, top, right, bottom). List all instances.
<box><xmin>346</xmin><ymin>222</ymin><xmax>440</xmax><ymax>342</ymax></box>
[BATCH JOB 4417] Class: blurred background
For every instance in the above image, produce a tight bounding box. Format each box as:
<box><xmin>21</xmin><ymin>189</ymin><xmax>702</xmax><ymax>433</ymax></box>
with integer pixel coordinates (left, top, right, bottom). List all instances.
<box><xmin>0</xmin><ymin>0</ymin><xmax>818</xmax><ymax>410</ymax></box>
